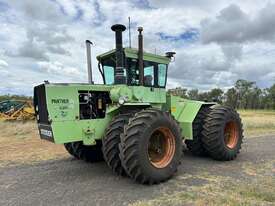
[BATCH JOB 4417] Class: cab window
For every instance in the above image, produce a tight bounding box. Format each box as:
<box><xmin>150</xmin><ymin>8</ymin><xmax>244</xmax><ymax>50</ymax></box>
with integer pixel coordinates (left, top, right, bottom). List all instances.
<box><xmin>103</xmin><ymin>66</ymin><xmax>114</xmax><ymax>85</ymax></box>
<box><xmin>158</xmin><ymin>64</ymin><xmax>167</xmax><ymax>87</ymax></box>
<box><xmin>144</xmin><ymin>66</ymin><xmax>154</xmax><ymax>86</ymax></box>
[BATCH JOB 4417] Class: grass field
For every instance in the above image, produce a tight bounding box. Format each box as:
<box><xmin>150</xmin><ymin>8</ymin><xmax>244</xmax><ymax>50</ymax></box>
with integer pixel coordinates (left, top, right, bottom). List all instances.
<box><xmin>0</xmin><ymin>110</ymin><xmax>274</xmax><ymax>167</ymax></box>
<box><xmin>0</xmin><ymin>121</ymin><xmax>67</xmax><ymax>167</ymax></box>
<box><xmin>239</xmin><ymin>110</ymin><xmax>275</xmax><ymax>137</ymax></box>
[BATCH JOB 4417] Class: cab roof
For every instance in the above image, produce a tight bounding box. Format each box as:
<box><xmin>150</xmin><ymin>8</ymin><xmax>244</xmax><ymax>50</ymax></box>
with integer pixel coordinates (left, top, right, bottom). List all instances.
<box><xmin>96</xmin><ymin>47</ymin><xmax>171</xmax><ymax>65</ymax></box>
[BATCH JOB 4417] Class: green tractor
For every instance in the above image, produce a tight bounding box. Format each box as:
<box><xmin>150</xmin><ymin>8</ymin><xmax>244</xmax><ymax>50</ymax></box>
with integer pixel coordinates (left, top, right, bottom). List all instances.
<box><xmin>34</xmin><ymin>24</ymin><xmax>243</xmax><ymax>184</ymax></box>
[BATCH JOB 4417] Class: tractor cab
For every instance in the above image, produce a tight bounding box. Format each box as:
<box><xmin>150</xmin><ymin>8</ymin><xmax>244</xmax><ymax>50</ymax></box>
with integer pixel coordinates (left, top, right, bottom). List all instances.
<box><xmin>97</xmin><ymin>48</ymin><xmax>171</xmax><ymax>88</ymax></box>
<box><xmin>86</xmin><ymin>24</ymin><xmax>175</xmax><ymax>89</ymax></box>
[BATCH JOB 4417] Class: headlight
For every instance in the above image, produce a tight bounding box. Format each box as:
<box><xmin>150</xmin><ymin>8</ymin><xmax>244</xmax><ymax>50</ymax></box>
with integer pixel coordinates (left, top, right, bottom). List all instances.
<box><xmin>118</xmin><ymin>96</ymin><xmax>129</xmax><ymax>105</ymax></box>
<box><xmin>118</xmin><ymin>96</ymin><xmax>125</xmax><ymax>105</ymax></box>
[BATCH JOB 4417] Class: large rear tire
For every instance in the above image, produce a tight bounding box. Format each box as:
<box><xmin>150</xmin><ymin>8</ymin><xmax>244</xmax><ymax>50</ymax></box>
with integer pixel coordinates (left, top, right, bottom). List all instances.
<box><xmin>64</xmin><ymin>141</ymin><xmax>104</xmax><ymax>162</ymax></box>
<box><xmin>185</xmin><ymin>106</ymin><xmax>210</xmax><ymax>156</ymax></box>
<box><xmin>202</xmin><ymin>105</ymin><xmax>243</xmax><ymax>161</ymax></box>
<box><xmin>120</xmin><ymin>109</ymin><xmax>182</xmax><ymax>184</ymax></box>
<box><xmin>102</xmin><ymin>112</ymin><xmax>136</xmax><ymax>176</ymax></box>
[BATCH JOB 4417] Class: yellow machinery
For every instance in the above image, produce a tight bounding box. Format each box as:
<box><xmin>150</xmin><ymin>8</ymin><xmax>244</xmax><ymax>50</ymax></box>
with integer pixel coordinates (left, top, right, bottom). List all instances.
<box><xmin>0</xmin><ymin>100</ymin><xmax>35</xmax><ymax>121</ymax></box>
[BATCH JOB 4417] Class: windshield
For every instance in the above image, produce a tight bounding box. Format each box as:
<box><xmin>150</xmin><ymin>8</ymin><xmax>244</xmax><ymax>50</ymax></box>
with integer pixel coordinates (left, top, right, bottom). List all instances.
<box><xmin>100</xmin><ymin>58</ymin><xmax>167</xmax><ymax>88</ymax></box>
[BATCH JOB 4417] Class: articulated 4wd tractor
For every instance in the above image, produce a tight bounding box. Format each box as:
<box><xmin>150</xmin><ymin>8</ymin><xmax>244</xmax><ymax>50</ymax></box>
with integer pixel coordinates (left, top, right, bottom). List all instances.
<box><xmin>34</xmin><ymin>24</ymin><xmax>243</xmax><ymax>184</ymax></box>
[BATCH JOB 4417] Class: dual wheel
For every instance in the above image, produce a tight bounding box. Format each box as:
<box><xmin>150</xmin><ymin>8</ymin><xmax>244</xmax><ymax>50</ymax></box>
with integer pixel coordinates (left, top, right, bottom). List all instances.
<box><xmin>103</xmin><ymin>109</ymin><xmax>182</xmax><ymax>184</ymax></box>
<box><xmin>64</xmin><ymin>106</ymin><xmax>243</xmax><ymax>184</ymax></box>
<box><xmin>185</xmin><ymin>105</ymin><xmax>243</xmax><ymax>160</ymax></box>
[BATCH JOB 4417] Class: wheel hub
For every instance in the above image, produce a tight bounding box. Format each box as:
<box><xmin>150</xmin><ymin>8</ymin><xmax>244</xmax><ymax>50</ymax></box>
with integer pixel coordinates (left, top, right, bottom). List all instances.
<box><xmin>224</xmin><ymin>121</ymin><xmax>239</xmax><ymax>149</ymax></box>
<box><xmin>148</xmin><ymin>127</ymin><xmax>176</xmax><ymax>168</ymax></box>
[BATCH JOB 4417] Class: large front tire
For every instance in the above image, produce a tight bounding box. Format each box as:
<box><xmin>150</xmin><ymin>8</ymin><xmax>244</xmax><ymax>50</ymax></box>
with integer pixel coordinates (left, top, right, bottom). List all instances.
<box><xmin>202</xmin><ymin>105</ymin><xmax>243</xmax><ymax>161</ymax></box>
<box><xmin>102</xmin><ymin>112</ymin><xmax>135</xmax><ymax>176</ymax></box>
<box><xmin>120</xmin><ymin>109</ymin><xmax>182</xmax><ymax>184</ymax></box>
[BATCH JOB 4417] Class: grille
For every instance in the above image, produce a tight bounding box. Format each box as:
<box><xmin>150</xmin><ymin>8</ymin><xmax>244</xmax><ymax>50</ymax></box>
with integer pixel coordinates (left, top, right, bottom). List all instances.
<box><xmin>33</xmin><ymin>84</ymin><xmax>49</xmax><ymax>124</ymax></box>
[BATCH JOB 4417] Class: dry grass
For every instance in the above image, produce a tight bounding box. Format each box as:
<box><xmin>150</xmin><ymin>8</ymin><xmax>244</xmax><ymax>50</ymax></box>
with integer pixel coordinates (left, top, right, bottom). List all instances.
<box><xmin>0</xmin><ymin>121</ymin><xmax>68</xmax><ymax>167</ymax></box>
<box><xmin>0</xmin><ymin>111</ymin><xmax>274</xmax><ymax>205</ymax></box>
<box><xmin>239</xmin><ymin>110</ymin><xmax>275</xmax><ymax>137</ymax></box>
<box><xmin>0</xmin><ymin>110</ymin><xmax>274</xmax><ymax>167</ymax></box>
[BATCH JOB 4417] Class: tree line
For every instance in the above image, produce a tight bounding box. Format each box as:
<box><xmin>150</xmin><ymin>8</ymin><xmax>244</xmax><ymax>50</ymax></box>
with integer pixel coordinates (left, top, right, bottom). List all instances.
<box><xmin>0</xmin><ymin>79</ymin><xmax>274</xmax><ymax>110</ymax></box>
<box><xmin>0</xmin><ymin>94</ymin><xmax>32</xmax><ymax>102</ymax></box>
<box><xmin>168</xmin><ymin>79</ymin><xmax>275</xmax><ymax>110</ymax></box>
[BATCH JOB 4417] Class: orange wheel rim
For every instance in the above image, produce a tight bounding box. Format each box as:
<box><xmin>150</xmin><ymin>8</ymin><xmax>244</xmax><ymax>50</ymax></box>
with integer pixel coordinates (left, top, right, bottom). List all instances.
<box><xmin>224</xmin><ymin>121</ymin><xmax>239</xmax><ymax>149</ymax></box>
<box><xmin>147</xmin><ymin>127</ymin><xmax>176</xmax><ymax>168</ymax></box>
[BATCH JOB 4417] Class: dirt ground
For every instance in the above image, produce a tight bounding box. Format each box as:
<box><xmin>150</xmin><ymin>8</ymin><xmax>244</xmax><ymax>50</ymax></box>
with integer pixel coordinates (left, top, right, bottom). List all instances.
<box><xmin>0</xmin><ymin>122</ymin><xmax>67</xmax><ymax>167</ymax></box>
<box><xmin>0</xmin><ymin>121</ymin><xmax>274</xmax><ymax>206</ymax></box>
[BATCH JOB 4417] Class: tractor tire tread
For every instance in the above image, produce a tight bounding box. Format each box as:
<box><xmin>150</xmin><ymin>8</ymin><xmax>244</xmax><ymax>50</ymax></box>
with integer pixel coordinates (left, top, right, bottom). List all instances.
<box><xmin>185</xmin><ymin>106</ymin><xmax>210</xmax><ymax>156</ymax></box>
<box><xmin>119</xmin><ymin>108</ymin><xmax>182</xmax><ymax>185</ymax></box>
<box><xmin>102</xmin><ymin>111</ymin><xmax>137</xmax><ymax>176</ymax></box>
<box><xmin>201</xmin><ymin>105</ymin><xmax>243</xmax><ymax>161</ymax></box>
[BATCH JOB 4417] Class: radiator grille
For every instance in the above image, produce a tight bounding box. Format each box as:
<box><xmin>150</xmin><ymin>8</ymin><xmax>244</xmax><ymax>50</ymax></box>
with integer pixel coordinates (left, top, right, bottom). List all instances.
<box><xmin>33</xmin><ymin>84</ymin><xmax>49</xmax><ymax>124</ymax></box>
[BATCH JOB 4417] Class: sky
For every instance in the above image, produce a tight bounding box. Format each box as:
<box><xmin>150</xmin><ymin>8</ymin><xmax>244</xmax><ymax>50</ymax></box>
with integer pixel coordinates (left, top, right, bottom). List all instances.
<box><xmin>0</xmin><ymin>0</ymin><xmax>275</xmax><ymax>95</ymax></box>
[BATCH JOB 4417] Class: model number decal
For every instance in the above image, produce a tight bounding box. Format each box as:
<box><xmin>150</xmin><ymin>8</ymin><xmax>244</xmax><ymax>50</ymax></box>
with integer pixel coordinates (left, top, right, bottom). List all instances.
<box><xmin>52</xmin><ymin>99</ymin><xmax>69</xmax><ymax>104</ymax></box>
<box><xmin>40</xmin><ymin>129</ymin><xmax>52</xmax><ymax>137</ymax></box>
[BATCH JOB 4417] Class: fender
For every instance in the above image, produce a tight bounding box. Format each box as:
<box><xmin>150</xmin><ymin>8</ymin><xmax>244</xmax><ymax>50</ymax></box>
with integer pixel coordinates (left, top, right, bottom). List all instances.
<box><xmin>167</xmin><ymin>95</ymin><xmax>215</xmax><ymax>140</ymax></box>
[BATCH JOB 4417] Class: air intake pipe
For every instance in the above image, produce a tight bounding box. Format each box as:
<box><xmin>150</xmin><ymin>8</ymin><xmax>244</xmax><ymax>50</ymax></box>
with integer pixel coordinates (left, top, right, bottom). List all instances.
<box><xmin>111</xmin><ymin>24</ymin><xmax>126</xmax><ymax>84</ymax></box>
<box><xmin>86</xmin><ymin>40</ymin><xmax>93</xmax><ymax>84</ymax></box>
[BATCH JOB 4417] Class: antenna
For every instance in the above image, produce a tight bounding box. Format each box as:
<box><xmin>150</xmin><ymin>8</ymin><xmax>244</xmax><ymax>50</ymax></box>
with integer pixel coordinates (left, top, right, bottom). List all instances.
<box><xmin>128</xmin><ymin>17</ymin><xmax>131</xmax><ymax>48</ymax></box>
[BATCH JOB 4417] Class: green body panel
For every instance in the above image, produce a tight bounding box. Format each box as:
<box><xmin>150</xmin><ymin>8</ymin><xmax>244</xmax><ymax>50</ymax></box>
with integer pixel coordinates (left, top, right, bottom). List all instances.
<box><xmin>42</xmin><ymin>84</ymin><xmax>166</xmax><ymax>145</ymax></box>
<box><xmin>96</xmin><ymin>48</ymin><xmax>170</xmax><ymax>64</ymax></box>
<box><xmin>109</xmin><ymin>85</ymin><xmax>166</xmax><ymax>103</ymax></box>
<box><xmin>40</xmin><ymin>83</ymin><xmax>215</xmax><ymax>145</ymax></box>
<box><xmin>44</xmin><ymin>84</ymin><xmax>113</xmax><ymax>145</ymax></box>
<box><xmin>166</xmin><ymin>95</ymin><xmax>214</xmax><ymax>139</ymax></box>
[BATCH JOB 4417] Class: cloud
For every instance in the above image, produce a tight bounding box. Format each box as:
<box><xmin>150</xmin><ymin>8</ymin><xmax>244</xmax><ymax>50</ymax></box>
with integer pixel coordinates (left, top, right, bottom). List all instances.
<box><xmin>37</xmin><ymin>61</ymin><xmax>81</xmax><ymax>76</ymax></box>
<box><xmin>6</xmin><ymin>0</ymin><xmax>65</xmax><ymax>22</ymax></box>
<box><xmin>5</xmin><ymin>23</ymin><xmax>73</xmax><ymax>60</ymax></box>
<box><xmin>167</xmin><ymin>44</ymin><xmax>235</xmax><ymax>89</ymax></box>
<box><xmin>221</xmin><ymin>44</ymin><xmax>243</xmax><ymax>62</ymax></box>
<box><xmin>0</xmin><ymin>59</ymin><xmax>8</xmax><ymax>68</ymax></box>
<box><xmin>0</xmin><ymin>0</ymin><xmax>275</xmax><ymax>95</ymax></box>
<box><xmin>201</xmin><ymin>3</ymin><xmax>275</xmax><ymax>44</ymax></box>
<box><xmin>148</xmin><ymin>0</ymin><xmax>224</xmax><ymax>11</ymax></box>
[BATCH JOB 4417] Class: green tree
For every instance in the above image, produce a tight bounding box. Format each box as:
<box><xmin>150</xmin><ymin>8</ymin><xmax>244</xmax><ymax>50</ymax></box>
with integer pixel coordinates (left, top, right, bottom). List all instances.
<box><xmin>225</xmin><ymin>88</ymin><xmax>238</xmax><ymax>108</ymax></box>
<box><xmin>208</xmin><ymin>88</ymin><xmax>224</xmax><ymax>103</ymax></box>
<box><xmin>168</xmin><ymin>87</ymin><xmax>188</xmax><ymax>98</ymax></box>
<box><xmin>268</xmin><ymin>84</ymin><xmax>275</xmax><ymax>109</ymax></box>
<box><xmin>188</xmin><ymin>89</ymin><xmax>199</xmax><ymax>100</ymax></box>
<box><xmin>235</xmin><ymin>79</ymin><xmax>256</xmax><ymax>109</ymax></box>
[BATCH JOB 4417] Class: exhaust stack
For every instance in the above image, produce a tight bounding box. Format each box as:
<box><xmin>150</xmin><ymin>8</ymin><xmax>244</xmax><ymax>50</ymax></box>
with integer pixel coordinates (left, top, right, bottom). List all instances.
<box><xmin>138</xmin><ymin>27</ymin><xmax>144</xmax><ymax>86</ymax></box>
<box><xmin>111</xmin><ymin>24</ymin><xmax>126</xmax><ymax>84</ymax></box>
<box><xmin>86</xmin><ymin>40</ymin><xmax>93</xmax><ymax>84</ymax></box>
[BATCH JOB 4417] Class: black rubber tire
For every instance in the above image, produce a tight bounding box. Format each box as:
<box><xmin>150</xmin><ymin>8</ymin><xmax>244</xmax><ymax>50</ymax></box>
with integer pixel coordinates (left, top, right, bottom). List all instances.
<box><xmin>201</xmin><ymin>105</ymin><xmax>243</xmax><ymax>161</ymax></box>
<box><xmin>64</xmin><ymin>141</ymin><xmax>104</xmax><ymax>162</ymax></box>
<box><xmin>102</xmin><ymin>112</ymin><xmax>136</xmax><ymax>176</ymax></box>
<box><xmin>185</xmin><ymin>106</ymin><xmax>210</xmax><ymax>156</ymax></box>
<box><xmin>64</xmin><ymin>143</ymin><xmax>79</xmax><ymax>159</ymax></box>
<box><xmin>119</xmin><ymin>109</ymin><xmax>182</xmax><ymax>184</ymax></box>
